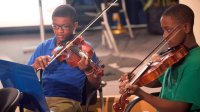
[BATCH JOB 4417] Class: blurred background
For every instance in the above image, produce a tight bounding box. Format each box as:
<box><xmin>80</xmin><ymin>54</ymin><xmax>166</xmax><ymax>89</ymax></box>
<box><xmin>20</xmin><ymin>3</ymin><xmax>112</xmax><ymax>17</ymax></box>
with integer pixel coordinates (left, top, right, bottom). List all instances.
<box><xmin>0</xmin><ymin>0</ymin><xmax>200</xmax><ymax>99</ymax></box>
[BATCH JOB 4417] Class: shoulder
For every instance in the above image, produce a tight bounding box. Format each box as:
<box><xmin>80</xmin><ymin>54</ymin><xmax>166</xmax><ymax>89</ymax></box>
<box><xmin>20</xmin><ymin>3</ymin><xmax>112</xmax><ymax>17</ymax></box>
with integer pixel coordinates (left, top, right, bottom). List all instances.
<box><xmin>32</xmin><ymin>37</ymin><xmax>56</xmax><ymax>56</ymax></box>
<box><xmin>39</xmin><ymin>37</ymin><xmax>55</xmax><ymax>47</ymax></box>
<box><xmin>36</xmin><ymin>37</ymin><xmax>56</xmax><ymax>50</ymax></box>
<box><xmin>185</xmin><ymin>47</ymin><xmax>200</xmax><ymax>64</ymax></box>
<box><xmin>178</xmin><ymin>47</ymin><xmax>200</xmax><ymax>76</ymax></box>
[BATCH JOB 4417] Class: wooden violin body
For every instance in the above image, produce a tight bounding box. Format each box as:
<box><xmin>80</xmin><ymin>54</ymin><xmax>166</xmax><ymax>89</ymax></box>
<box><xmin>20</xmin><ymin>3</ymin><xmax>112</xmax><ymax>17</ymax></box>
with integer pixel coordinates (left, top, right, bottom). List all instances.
<box><xmin>113</xmin><ymin>45</ymin><xmax>188</xmax><ymax>112</ymax></box>
<box><xmin>52</xmin><ymin>36</ymin><xmax>104</xmax><ymax>76</ymax></box>
<box><xmin>136</xmin><ymin>45</ymin><xmax>188</xmax><ymax>86</ymax></box>
<box><xmin>56</xmin><ymin>37</ymin><xmax>93</xmax><ymax>66</ymax></box>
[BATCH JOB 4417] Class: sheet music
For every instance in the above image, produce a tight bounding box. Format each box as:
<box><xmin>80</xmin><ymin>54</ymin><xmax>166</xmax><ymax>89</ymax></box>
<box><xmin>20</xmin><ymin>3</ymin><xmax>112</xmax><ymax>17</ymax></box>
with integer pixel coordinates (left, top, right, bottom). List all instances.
<box><xmin>0</xmin><ymin>80</ymin><xmax>2</xmax><ymax>89</ymax></box>
<box><xmin>0</xmin><ymin>59</ymin><xmax>50</xmax><ymax>112</ymax></box>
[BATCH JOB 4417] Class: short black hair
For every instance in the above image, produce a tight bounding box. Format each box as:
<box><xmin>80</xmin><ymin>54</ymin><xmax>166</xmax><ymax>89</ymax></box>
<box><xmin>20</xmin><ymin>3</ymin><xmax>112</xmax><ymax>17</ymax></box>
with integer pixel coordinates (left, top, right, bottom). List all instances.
<box><xmin>52</xmin><ymin>4</ymin><xmax>77</xmax><ymax>22</ymax></box>
<box><xmin>162</xmin><ymin>4</ymin><xmax>194</xmax><ymax>27</ymax></box>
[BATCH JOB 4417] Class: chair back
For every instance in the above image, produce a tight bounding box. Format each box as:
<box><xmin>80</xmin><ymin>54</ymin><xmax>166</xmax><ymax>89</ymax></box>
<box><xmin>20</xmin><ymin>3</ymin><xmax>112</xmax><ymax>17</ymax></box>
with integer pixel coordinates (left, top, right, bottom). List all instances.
<box><xmin>81</xmin><ymin>78</ymin><xmax>98</xmax><ymax>106</ymax></box>
<box><xmin>124</xmin><ymin>92</ymin><xmax>160</xmax><ymax>112</ymax></box>
<box><xmin>0</xmin><ymin>88</ymin><xmax>21</xmax><ymax>112</ymax></box>
<box><xmin>81</xmin><ymin>80</ymin><xmax>107</xmax><ymax>112</ymax></box>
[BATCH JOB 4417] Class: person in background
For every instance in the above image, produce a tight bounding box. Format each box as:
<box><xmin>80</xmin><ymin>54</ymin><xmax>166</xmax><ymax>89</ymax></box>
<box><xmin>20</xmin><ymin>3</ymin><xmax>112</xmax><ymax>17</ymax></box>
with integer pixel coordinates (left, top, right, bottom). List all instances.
<box><xmin>28</xmin><ymin>4</ymin><xmax>102</xmax><ymax>112</ymax></box>
<box><xmin>118</xmin><ymin>4</ymin><xmax>200</xmax><ymax>112</ymax></box>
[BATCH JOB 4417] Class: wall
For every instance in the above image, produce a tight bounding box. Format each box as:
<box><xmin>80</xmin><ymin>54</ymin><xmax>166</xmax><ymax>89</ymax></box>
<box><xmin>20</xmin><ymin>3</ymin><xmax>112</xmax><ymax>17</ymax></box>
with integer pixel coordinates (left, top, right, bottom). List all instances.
<box><xmin>0</xmin><ymin>0</ymin><xmax>64</xmax><ymax>27</ymax></box>
<box><xmin>180</xmin><ymin>0</ymin><xmax>200</xmax><ymax>45</ymax></box>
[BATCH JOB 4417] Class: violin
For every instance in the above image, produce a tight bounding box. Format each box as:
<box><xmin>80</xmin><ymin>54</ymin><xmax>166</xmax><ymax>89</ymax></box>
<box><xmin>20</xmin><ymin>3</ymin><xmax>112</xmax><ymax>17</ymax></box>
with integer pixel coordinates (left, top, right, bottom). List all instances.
<box><xmin>113</xmin><ymin>25</ymin><xmax>186</xmax><ymax>112</ymax></box>
<box><xmin>46</xmin><ymin>0</ymin><xmax>118</xmax><ymax>75</ymax></box>
<box><xmin>52</xmin><ymin>37</ymin><xmax>92</xmax><ymax>66</ymax></box>
<box><xmin>113</xmin><ymin>45</ymin><xmax>188</xmax><ymax>112</ymax></box>
<box><xmin>52</xmin><ymin>36</ymin><xmax>104</xmax><ymax>76</ymax></box>
<box><xmin>135</xmin><ymin>45</ymin><xmax>188</xmax><ymax>86</ymax></box>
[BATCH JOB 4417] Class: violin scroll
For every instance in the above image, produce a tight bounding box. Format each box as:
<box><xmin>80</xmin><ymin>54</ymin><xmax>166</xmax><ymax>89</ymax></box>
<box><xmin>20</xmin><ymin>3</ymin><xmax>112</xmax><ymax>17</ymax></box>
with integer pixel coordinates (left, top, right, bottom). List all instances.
<box><xmin>113</xmin><ymin>90</ymin><xmax>131</xmax><ymax>112</ymax></box>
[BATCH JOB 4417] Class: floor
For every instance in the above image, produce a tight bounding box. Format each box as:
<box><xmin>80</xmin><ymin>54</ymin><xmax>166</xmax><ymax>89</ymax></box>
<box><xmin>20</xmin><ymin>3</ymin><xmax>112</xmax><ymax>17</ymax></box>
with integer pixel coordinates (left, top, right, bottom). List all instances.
<box><xmin>0</xmin><ymin>27</ymin><xmax>162</xmax><ymax>97</ymax></box>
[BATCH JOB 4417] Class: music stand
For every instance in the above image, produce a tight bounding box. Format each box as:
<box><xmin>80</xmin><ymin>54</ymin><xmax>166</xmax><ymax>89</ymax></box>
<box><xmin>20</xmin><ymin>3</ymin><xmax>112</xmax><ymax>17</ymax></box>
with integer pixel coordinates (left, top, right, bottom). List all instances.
<box><xmin>0</xmin><ymin>59</ymin><xmax>50</xmax><ymax>112</ymax></box>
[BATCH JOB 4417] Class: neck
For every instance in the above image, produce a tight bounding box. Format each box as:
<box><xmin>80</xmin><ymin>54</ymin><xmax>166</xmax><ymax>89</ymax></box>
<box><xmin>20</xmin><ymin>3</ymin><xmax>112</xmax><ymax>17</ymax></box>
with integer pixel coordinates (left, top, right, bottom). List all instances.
<box><xmin>183</xmin><ymin>33</ymin><xmax>198</xmax><ymax>50</ymax></box>
<box><xmin>57</xmin><ymin>34</ymin><xmax>75</xmax><ymax>46</ymax></box>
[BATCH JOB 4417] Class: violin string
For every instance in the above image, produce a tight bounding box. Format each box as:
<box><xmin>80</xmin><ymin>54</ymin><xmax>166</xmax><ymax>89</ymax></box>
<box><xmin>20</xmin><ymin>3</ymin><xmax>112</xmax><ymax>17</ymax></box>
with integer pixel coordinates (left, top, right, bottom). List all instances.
<box><xmin>147</xmin><ymin>30</ymin><xmax>182</xmax><ymax>63</ymax></box>
<box><xmin>153</xmin><ymin>26</ymin><xmax>182</xmax><ymax>56</ymax></box>
<box><xmin>129</xmin><ymin>25</ymin><xmax>182</xmax><ymax>81</ymax></box>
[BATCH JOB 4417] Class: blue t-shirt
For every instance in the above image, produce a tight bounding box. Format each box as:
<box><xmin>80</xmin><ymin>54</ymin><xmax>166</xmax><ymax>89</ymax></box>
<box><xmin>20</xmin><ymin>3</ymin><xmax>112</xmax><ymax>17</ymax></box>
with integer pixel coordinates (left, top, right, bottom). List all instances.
<box><xmin>28</xmin><ymin>36</ymin><xmax>98</xmax><ymax>102</ymax></box>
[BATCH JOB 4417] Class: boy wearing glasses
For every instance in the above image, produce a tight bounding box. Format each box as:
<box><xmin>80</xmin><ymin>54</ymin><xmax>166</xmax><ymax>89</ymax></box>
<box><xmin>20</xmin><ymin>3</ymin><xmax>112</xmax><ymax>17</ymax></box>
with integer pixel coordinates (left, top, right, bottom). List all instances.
<box><xmin>28</xmin><ymin>4</ymin><xmax>102</xmax><ymax>112</ymax></box>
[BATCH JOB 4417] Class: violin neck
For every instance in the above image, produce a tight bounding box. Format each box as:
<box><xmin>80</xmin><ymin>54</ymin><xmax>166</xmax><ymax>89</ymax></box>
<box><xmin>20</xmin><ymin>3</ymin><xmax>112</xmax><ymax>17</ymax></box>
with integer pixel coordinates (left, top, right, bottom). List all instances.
<box><xmin>129</xmin><ymin>63</ymin><xmax>151</xmax><ymax>86</ymax></box>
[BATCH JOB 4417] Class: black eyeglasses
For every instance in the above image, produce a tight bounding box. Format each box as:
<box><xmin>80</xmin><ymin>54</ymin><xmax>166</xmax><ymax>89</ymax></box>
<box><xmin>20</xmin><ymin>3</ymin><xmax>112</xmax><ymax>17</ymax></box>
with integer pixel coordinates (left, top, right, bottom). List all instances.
<box><xmin>52</xmin><ymin>24</ymin><xmax>71</xmax><ymax>30</ymax></box>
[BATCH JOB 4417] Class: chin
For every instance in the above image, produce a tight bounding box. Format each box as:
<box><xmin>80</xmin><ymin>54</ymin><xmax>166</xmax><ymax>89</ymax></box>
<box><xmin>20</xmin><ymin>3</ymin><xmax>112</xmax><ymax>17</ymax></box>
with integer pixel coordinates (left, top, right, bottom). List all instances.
<box><xmin>55</xmin><ymin>38</ymin><xmax>62</xmax><ymax>44</ymax></box>
<box><xmin>167</xmin><ymin>43</ymin><xmax>176</xmax><ymax>48</ymax></box>
<box><xmin>56</xmin><ymin>36</ymin><xmax>63</xmax><ymax>41</ymax></box>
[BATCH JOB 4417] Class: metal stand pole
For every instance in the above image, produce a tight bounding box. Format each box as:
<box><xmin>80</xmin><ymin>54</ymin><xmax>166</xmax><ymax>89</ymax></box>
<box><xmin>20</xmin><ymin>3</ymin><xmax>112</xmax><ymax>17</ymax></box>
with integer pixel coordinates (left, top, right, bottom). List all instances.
<box><xmin>39</xmin><ymin>0</ymin><xmax>45</xmax><ymax>42</ymax></box>
<box><xmin>23</xmin><ymin>0</ymin><xmax>45</xmax><ymax>53</ymax></box>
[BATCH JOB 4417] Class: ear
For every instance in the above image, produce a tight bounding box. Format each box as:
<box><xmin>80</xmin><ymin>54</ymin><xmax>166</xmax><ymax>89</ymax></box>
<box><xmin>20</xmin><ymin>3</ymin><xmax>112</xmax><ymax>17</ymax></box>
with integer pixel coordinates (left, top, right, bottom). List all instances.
<box><xmin>183</xmin><ymin>23</ymin><xmax>192</xmax><ymax>34</ymax></box>
<box><xmin>73</xmin><ymin>22</ymin><xmax>79</xmax><ymax>34</ymax></box>
<box><xmin>74</xmin><ymin>22</ymin><xmax>78</xmax><ymax>30</ymax></box>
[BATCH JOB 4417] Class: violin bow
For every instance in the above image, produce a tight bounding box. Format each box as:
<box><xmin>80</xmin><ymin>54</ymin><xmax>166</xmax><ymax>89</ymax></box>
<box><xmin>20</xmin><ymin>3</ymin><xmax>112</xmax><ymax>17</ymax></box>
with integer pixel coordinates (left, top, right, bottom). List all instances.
<box><xmin>129</xmin><ymin>25</ymin><xmax>182</xmax><ymax>84</ymax></box>
<box><xmin>49</xmin><ymin>0</ymin><xmax>118</xmax><ymax>65</ymax></box>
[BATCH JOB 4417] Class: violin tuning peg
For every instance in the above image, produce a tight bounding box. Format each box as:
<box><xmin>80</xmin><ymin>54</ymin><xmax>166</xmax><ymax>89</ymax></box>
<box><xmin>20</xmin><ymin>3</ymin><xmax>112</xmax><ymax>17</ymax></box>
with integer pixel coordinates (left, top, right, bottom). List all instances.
<box><xmin>101</xmin><ymin>64</ymin><xmax>105</xmax><ymax>68</ymax></box>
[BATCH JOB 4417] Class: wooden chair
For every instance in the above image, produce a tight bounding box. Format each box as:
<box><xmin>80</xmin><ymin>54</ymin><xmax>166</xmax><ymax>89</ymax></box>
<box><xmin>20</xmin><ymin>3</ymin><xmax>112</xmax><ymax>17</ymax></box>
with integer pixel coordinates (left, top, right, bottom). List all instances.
<box><xmin>124</xmin><ymin>92</ymin><xmax>159</xmax><ymax>112</ymax></box>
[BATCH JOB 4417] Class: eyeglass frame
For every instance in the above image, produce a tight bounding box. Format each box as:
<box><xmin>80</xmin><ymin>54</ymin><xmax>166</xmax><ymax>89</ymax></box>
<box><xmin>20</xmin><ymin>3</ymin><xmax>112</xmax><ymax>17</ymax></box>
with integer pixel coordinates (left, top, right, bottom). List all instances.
<box><xmin>51</xmin><ymin>24</ymin><xmax>73</xmax><ymax>30</ymax></box>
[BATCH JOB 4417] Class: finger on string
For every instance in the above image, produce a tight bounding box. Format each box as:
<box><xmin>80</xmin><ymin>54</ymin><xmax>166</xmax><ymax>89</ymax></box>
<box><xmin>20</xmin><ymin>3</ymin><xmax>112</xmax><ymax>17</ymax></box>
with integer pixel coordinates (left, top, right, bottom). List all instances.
<box><xmin>118</xmin><ymin>73</ymin><xmax>128</xmax><ymax>82</ymax></box>
<box><xmin>118</xmin><ymin>75</ymin><xmax>123</xmax><ymax>82</ymax></box>
<box><xmin>119</xmin><ymin>88</ymin><xmax>125</xmax><ymax>94</ymax></box>
<box><xmin>41</xmin><ymin>56</ymin><xmax>48</xmax><ymax>67</ymax></box>
<box><xmin>33</xmin><ymin>63</ymin><xmax>40</xmax><ymax>70</ymax></box>
<box><xmin>125</xmin><ymin>83</ymin><xmax>131</xmax><ymax>89</ymax></box>
<box><xmin>46</xmin><ymin>55</ymin><xmax>51</xmax><ymax>62</ymax></box>
<box><xmin>38</xmin><ymin>57</ymin><xmax>45</xmax><ymax>69</ymax></box>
